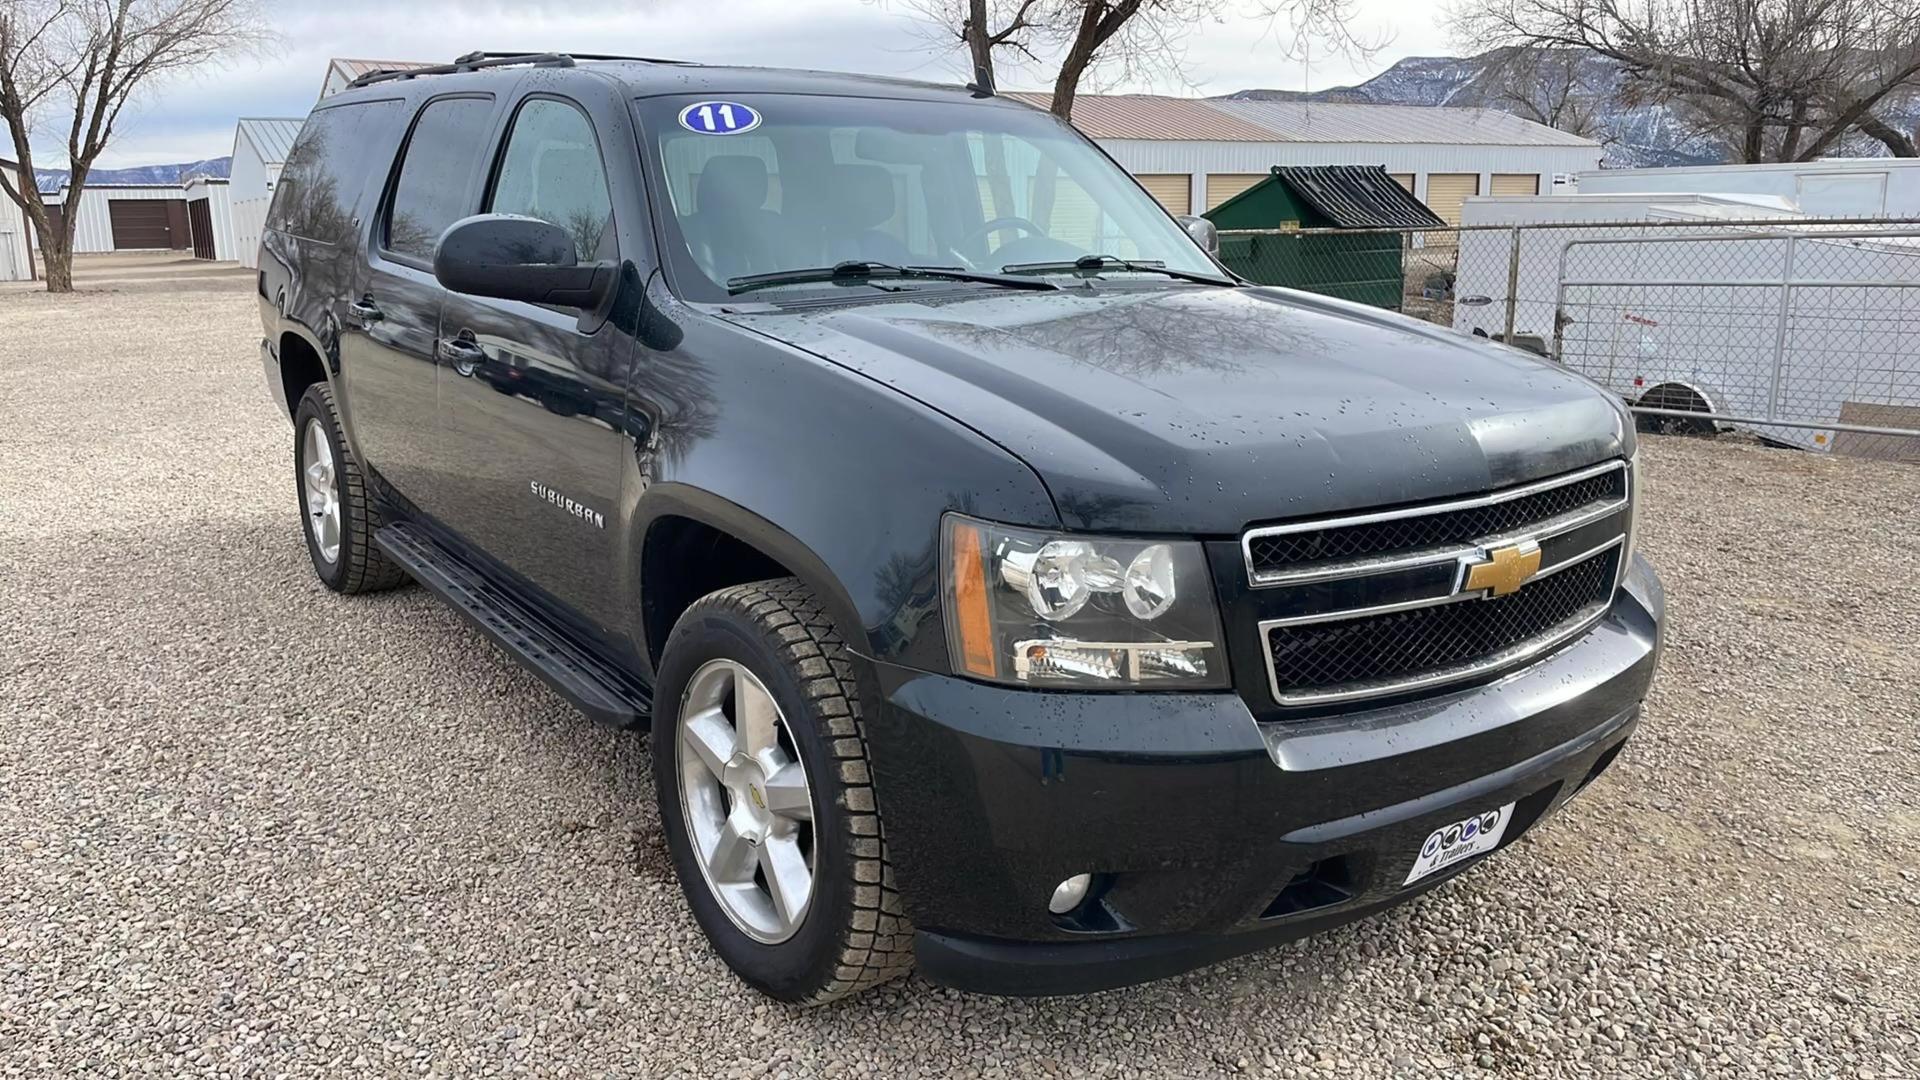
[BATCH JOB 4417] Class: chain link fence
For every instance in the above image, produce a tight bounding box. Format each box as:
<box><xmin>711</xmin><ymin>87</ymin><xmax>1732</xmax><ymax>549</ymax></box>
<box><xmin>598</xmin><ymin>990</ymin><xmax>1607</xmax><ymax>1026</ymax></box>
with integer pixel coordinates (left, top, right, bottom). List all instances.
<box><xmin>1215</xmin><ymin>218</ymin><xmax>1920</xmax><ymax>462</ymax></box>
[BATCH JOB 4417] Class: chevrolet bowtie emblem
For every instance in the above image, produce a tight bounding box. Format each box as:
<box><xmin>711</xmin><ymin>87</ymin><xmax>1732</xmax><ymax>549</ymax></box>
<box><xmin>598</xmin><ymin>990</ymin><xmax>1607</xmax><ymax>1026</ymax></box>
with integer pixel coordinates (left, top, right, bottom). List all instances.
<box><xmin>1462</xmin><ymin>541</ymin><xmax>1542</xmax><ymax>597</ymax></box>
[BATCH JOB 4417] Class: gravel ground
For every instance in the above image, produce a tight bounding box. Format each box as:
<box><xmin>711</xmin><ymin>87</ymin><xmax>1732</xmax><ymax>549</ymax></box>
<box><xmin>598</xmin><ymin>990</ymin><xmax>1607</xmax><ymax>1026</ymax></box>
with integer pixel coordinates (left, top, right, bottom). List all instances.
<box><xmin>3</xmin><ymin>265</ymin><xmax>1917</xmax><ymax>1078</ymax></box>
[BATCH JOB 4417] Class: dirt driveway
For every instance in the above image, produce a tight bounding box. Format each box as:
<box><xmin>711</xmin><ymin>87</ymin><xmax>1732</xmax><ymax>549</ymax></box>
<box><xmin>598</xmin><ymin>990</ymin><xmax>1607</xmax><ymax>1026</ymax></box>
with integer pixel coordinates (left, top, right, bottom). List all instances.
<box><xmin>2</xmin><ymin>267</ymin><xmax>1916</xmax><ymax>1078</ymax></box>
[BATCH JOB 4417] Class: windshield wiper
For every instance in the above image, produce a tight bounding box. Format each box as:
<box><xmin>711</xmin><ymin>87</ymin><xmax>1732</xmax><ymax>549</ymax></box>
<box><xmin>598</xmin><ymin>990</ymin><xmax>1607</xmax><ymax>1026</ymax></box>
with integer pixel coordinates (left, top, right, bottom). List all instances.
<box><xmin>727</xmin><ymin>260</ymin><xmax>1060</xmax><ymax>295</ymax></box>
<box><xmin>1000</xmin><ymin>254</ymin><xmax>1232</xmax><ymax>286</ymax></box>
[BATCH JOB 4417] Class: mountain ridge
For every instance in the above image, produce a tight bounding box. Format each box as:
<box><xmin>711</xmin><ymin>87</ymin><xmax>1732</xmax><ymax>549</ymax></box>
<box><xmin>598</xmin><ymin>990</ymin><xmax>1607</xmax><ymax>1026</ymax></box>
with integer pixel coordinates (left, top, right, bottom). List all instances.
<box><xmin>32</xmin><ymin>156</ymin><xmax>231</xmax><ymax>193</ymax></box>
<box><xmin>1223</xmin><ymin>50</ymin><xmax>1918</xmax><ymax>168</ymax></box>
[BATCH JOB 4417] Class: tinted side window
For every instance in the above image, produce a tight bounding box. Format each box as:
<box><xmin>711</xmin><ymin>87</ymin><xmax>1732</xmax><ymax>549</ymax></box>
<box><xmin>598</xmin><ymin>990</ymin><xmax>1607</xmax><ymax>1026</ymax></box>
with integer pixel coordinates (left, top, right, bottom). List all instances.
<box><xmin>268</xmin><ymin>100</ymin><xmax>403</xmax><ymax>243</ymax></box>
<box><xmin>487</xmin><ymin>99</ymin><xmax>613</xmax><ymax>262</ymax></box>
<box><xmin>385</xmin><ymin>96</ymin><xmax>495</xmax><ymax>261</ymax></box>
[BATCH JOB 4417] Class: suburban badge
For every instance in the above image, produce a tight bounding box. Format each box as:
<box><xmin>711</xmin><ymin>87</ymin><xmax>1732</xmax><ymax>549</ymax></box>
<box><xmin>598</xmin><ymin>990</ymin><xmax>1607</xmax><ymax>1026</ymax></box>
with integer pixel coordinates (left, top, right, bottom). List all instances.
<box><xmin>530</xmin><ymin>480</ymin><xmax>605</xmax><ymax>529</ymax></box>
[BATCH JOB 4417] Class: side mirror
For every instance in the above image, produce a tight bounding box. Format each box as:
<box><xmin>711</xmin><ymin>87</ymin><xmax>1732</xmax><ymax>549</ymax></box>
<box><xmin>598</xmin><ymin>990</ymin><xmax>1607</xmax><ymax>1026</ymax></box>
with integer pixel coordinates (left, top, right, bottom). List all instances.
<box><xmin>433</xmin><ymin>214</ymin><xmax>614</xmax><ymax>309</ymax></box>
<box><xmin>1176</xmin><ymin>214</ymin><xmax>1219</xmax><ymax>257</ymax></box>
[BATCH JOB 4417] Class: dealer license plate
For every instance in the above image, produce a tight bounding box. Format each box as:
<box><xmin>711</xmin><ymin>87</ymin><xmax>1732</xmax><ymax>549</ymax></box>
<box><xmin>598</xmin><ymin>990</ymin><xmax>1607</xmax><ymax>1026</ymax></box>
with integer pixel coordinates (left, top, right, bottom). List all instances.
<box><xmin>1403</xmin><ymin>802</ymin><xmax>1515</xmax><ymax>885</ymax></box>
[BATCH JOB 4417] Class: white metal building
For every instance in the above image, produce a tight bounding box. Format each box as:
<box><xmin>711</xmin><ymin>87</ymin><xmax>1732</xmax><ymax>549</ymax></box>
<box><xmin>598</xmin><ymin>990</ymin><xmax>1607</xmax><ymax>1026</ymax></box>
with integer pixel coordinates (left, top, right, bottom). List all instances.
<box><xmin>31</xmin><ymin>182</ymin><xmax>191</xmax><ymax>252</ymax></box>
<box><xmin>320</xmin><ymin>58</ymin><xmax>429</xmax><ymax>99</ymax></box>
<box><xmin>184</xmin><ymin>176</ymin><xmax>236</xmax><ymax>260</ymax></box>
<box><xmin>1</xmin><ymin>157</ymin><xmax>33</xmax><ymax>281</ymax></box>
<box><xmin>231</xmin><ymin>117</ymin><xmax>304</xmax><ymax>268</ymax></box>
<box><xmin>1008</xmin><ymin>94</ymin><xmax>1603</xmax><ymax>224</ymax></box>
<box><xmin>1573</xmin><ymin>158</ymin><xmax>1920</xmax><ymax>218</ymax></box>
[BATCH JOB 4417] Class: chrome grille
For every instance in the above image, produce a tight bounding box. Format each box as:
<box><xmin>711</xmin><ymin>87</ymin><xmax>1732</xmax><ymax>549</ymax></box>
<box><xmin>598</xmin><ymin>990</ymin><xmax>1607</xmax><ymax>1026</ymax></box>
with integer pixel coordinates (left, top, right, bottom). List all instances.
<box><xmin>1242</xmin><ymin>460</ymin><xmax>1629</xmax><ymax>587</ymax></box>
<box><xmin>1244</xmin><ymin>460</ymin><xmax>1632</xmax><ymax>707</ymax></box>
<box><xmin>1266</xmin><ymin>550</ymin><xmax>1618</xmax><ymax>700</ymax></box>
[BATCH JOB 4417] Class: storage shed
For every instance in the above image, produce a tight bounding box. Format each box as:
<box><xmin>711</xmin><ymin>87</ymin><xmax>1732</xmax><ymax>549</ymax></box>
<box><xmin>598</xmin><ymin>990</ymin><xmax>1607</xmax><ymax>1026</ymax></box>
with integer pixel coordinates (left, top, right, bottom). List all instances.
<box><xmin>183</xmin><ymin>176</ymin><xmax>235</xmax><ymax>260</ymax></box>
<box><xmin>31</xmin><ymin>183</ymin><xmax>191</xmax><ymax>253</ymax></box>
<box><xmin>1008</xmin><ymin>94</ymin><xmax>1603</xmax><ymax>224</ymax></box>
<box><xmin>1205</xmin><ymin>165</ymin><xmax>1445</xmax><ymax>309</ymax></box>
<box><xmin>230</xmin><ymin>117</ymin><xmax>304</xmax><ymax>268</ymax></box>
<box><xmin>1</xmin><ymin>156</ymin><xmax>34</xmax><ymax>282</ymax></box>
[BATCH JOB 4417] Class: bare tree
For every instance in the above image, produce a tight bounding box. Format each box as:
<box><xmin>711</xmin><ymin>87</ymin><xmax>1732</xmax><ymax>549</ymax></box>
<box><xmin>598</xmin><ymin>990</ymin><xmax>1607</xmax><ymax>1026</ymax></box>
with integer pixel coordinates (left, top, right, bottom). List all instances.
<box><xmin>909</xmin><ymin>0</ymin><xmax>1381</xmax><ymax>121</ymax></box>
<box><xmin>1478</xmin><ymin>45</ymin><xmax>1609</xmax><ymax>141</ymax></box>
<box><xmin>1446</xmin><ymin>0</ymin><xmax>1920</xmax><ymax>163</ymax></box>
<box><xmin>0</xmin><ymin>0</ymin><xmax>260</xmax><ymax>292</ymax></box>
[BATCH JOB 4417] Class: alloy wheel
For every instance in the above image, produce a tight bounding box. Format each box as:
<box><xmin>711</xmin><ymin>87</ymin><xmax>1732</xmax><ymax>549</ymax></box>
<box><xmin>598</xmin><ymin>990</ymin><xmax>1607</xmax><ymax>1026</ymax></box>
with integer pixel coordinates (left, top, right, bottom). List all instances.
<box><xmin>676</xmin><ymin>659</ymin><xmax>816</xmax><ymax>944</ymax></box>
<box><xmin>301</xmin><ymin>418</ymin><xmax>341</xmax><ymax>564</ymax></box>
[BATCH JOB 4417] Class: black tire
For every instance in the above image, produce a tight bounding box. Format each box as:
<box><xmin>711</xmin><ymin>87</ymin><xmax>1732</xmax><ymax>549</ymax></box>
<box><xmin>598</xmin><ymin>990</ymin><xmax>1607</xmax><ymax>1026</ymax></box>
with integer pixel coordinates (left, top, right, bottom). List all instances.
<box><xmin>652</xmin><ymin>578</ymin><xmax>912</xmax><ymax>1003</ymax></box>
<box><xmin>1634</xmin><ymin>383</ymin><xmax>1716</xmax><ymax>437</ymax></box>
<box><xmin>291</xmin><ymin>382</ymin><xmax>408</xmax><ymax>594</ymax></box>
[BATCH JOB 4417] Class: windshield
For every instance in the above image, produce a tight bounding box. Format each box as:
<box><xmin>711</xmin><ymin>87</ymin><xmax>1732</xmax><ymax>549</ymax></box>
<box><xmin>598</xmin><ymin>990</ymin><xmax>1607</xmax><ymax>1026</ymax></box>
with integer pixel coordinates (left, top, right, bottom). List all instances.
<box><xmin>636</xmin><ymin>93</ymin><xmax>1221</xmax><ymax>301</ymax></box>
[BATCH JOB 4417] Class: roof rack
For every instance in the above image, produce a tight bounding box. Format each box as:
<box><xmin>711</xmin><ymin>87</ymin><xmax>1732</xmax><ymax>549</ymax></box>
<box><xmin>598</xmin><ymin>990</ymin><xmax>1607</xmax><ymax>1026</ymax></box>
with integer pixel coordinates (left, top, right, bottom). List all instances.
<box><xmin>345</xmin><ymin>50</ymin><xmax>687</xmax><ymax>90</ymax></box>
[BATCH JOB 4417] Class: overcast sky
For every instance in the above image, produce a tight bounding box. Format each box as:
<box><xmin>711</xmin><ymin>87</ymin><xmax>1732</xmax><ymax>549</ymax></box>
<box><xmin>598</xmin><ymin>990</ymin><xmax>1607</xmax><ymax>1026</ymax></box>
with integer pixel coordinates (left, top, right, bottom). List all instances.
<box><xmin>31</xmin><ymin>0</ymin><xmax>1454</xmax><ymax>169</ymax></box>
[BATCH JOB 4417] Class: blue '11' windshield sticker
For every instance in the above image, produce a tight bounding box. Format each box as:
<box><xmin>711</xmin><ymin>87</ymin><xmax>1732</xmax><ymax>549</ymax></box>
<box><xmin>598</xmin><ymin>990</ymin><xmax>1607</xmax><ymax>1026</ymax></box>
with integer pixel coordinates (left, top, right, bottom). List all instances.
<box><xmin>678</xmin><ymin>101</ymin><xmax>762</xmax><ymax>135</ymax></box>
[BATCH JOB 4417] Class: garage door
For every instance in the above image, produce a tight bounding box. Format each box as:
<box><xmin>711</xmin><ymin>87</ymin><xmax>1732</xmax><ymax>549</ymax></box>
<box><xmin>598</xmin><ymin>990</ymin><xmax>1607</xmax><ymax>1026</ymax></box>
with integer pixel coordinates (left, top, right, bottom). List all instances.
<box><xmin>1389</xmin><ymin>173</ymin><xmax>1414</xmax><ymax>193</ymax></box>
<box><xmin>1490</xmin><ymin>174</ymin><xmax>1539</xmax><ymax>197</ymax></box>
<box><xmin>1206</xmin><ymin>174</ymin><xmax>1267</xmax><ymax>211</ymax></box>
<box><xmin>1424</xmin><ymin>173</ymin><xmax>1480</xmax><ymax>225</ymax></box>
<box><xmin>108</xmin><ymin>200</ymin><xmax>183</xmax><ymax>249</ymax></box>
<box><xmin>1134</xmin><ymin>173</ymin><xmax>1190</xmax><ymax>215</ymax></box>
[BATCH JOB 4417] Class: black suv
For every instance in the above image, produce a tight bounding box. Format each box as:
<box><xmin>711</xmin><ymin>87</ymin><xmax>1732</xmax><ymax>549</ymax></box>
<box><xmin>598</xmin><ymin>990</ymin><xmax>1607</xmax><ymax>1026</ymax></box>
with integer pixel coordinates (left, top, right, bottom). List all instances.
<box><xmin>257</xmin><ymin>51</ymin><xmax>1665</xmax><ymax>1003</ymax></box>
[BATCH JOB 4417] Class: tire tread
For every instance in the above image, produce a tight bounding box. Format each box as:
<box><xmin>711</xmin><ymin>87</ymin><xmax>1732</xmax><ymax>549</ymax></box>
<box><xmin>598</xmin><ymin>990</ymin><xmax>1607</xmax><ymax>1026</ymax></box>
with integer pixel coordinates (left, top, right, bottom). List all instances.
<box><xmin>692</xmin><ymin>578</ymin><xmax>913</xmax><ymax>1003</ymax></box>
<box><xmin>297</xmin><ymin>382</ymin><xmax>407</xmax><ymax>594</ymax></box>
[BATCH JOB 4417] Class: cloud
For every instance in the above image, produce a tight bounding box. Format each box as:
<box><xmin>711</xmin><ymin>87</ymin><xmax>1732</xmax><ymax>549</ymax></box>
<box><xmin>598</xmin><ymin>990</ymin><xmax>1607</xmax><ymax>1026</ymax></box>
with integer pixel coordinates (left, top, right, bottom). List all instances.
<box><xmin>28</xmin><ymin>0</ymin><xmax>1439</xmax><ymax>168</ymax></box>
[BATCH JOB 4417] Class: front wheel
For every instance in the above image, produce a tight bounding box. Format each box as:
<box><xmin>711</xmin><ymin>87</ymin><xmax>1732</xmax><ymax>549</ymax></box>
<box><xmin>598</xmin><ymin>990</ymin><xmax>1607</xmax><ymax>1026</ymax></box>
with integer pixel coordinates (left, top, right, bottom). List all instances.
<box><xmin>652</xmin><ymin>579</ymin><xmax>912</xmax><ymax>1003</ymax></box>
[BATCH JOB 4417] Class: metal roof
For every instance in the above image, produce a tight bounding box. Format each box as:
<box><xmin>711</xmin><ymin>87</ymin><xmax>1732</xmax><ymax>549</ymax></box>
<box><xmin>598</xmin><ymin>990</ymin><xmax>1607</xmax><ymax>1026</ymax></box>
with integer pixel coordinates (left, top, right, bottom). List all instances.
<box><xmin>1270</xmin><ymin>165</ymin><xmax>1446</xmax><ymax>228</ymax></box>
<box><xmin>1209</xmin><ymin>99</ymin><xmax>1598</xmax><ymax>147</ymax></box>
<box><xmin>1003</xmin><ymin>92</ymin><xmax>1278</xmax><ymax>141</ymax></box>
<box><xmin>330</xmin><ymin>57</ymin><xmax>433</xmax><ymax>81</ymax></box>
<box><xmin>235</xmin><ymin>117</ymin><xmax>306</xmax><ymax>165</ymax></box>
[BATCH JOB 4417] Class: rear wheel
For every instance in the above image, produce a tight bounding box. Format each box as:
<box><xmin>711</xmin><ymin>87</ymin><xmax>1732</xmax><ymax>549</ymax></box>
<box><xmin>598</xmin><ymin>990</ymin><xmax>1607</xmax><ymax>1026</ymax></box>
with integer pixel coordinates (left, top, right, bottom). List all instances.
<box><xmin>291</xmin><ymin>383</ymin><xmax>407</xmax><ymax>594</ymax></box>
<box><xmin>652</xmin><ymin>579</ymin><xmax>912</xmax><ymax>1003</ymax></box>
<box><xmin>1635</xmin><ymin>383</ymin><xmax>1716</xmax><ymax>437</ymax></box>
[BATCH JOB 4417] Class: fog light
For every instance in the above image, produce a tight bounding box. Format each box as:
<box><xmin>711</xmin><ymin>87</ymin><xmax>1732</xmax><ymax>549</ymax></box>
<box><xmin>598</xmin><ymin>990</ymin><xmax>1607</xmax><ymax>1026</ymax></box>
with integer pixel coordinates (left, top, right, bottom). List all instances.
<box><xmin>1048</xmin><ymin>873</ymin><xmax>1094</xmax><ymax>915</ymax></box>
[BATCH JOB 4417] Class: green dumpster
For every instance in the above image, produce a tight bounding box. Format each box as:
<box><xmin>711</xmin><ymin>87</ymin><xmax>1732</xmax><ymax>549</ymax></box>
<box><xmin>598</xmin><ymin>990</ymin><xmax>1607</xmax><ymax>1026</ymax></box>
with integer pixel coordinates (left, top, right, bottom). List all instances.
<box><xmin>1205</xmin><ymin>165</ymin><xmax>1445</xmax><ymax>312</ymax></box>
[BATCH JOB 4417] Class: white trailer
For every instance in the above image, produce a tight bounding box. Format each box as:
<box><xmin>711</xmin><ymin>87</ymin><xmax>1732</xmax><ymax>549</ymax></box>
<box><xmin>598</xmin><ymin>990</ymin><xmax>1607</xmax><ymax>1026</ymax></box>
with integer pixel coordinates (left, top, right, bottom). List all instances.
<box><xmin>1451</xmin><ymin>193</ymin><xmax>1920</xmax><ymax>458</ymax></box>
<box><xmin>1575</xmin><ymin>158</ymin><xmax>1920</xmax><ymax>218</ymax></box>
<box><xmin>1452</xmin><ymin>192</ymin><xmax>1802</xmax><ymax>346</ymax></box>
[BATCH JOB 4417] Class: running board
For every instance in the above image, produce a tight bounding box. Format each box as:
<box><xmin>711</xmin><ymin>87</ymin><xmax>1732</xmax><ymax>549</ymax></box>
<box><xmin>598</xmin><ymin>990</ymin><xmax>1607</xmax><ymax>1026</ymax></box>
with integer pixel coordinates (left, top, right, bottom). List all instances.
<box><xmin>375</xmin><ymin>522</ymin><xmax>652</xmax><ymax>728</ymax></box>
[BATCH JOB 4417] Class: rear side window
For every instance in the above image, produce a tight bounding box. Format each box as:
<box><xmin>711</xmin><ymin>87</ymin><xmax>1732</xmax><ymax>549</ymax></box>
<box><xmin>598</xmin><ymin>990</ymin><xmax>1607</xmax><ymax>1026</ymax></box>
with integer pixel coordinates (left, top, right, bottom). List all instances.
<box><xmin>385</xmin><ymin>96</ymin><xmax>495</xmax><ymax>262</ymax></box>
<box><xmin>487</xmin><ymin>98</ymin><xmax>613</xmax><ymax>262</ymax></box>
<box><xmin>268</xmin><ymin>100</ymin><xmax>403</xmax><ymax>243</ymax></box>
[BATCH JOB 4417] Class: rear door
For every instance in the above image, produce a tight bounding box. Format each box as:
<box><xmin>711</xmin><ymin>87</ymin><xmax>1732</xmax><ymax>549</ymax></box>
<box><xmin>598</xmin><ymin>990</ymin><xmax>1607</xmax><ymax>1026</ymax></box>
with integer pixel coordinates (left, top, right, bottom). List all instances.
<box><xmin>434</xmin><ymin>91</ymin><xmax>635</xmax><ymax>632</ymax></box>
<box><xmin>337</xmin><ymin>92</ymin><xmax>501</xmax><ymax>507</ymax></box>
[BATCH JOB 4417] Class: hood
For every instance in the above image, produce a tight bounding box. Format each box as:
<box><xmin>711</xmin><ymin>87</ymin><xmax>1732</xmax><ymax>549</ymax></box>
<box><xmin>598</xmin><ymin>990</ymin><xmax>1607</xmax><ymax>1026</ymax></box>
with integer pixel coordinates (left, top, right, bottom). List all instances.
<box><xmin>725</xmin><ymin>285</ymin><xmax>1630</xmax><ymax>534</ymax></box>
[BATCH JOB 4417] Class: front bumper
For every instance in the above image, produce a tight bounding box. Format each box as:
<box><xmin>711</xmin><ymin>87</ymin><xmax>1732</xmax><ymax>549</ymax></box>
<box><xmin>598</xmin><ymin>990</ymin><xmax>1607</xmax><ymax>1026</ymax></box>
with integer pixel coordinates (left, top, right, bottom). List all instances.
<box><xmin>862</xmin><ymin>555</ymin><xmax>1664</xmax><ymax>996</ymax></box>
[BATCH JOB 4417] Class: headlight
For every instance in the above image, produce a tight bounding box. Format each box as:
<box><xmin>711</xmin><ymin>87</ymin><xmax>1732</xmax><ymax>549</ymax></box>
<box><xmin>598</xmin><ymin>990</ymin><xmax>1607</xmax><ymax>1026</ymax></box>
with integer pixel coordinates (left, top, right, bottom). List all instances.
<box><xmin>941</xmin><ymin>514</ymin><xmax>1227</xmax><ymax>688</ymax></box>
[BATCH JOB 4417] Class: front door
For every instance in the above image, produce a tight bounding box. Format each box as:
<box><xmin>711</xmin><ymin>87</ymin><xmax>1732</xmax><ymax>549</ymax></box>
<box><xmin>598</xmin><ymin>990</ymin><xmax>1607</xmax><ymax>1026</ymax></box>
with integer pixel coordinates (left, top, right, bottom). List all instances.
<box><xmin>434</xmin><ymin>95</ymin><xmax>635</xmax><ymax>633</ymax></box>
<box><xmin>337</xmin><ymin>92</ymin><xmax>499</xmax><ymax>509</ymax></box>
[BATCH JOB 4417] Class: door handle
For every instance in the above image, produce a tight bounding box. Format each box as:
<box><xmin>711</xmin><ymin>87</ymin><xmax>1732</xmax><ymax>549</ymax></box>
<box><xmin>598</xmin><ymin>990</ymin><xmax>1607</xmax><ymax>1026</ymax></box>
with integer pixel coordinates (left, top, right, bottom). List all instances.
<box><xmin>437</xmin><ymin>334</ymin><xmax>484</xmax><ymax>371</ymax></box>
<box><xmin>346</xmin><ymin>298</ymin><xmax>383</xmax><ymax>322</ymax></box>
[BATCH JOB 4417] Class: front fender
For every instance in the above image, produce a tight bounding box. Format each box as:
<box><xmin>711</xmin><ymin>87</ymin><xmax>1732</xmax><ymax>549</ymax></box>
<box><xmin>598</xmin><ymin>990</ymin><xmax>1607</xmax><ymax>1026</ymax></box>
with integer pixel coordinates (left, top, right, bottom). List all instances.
<box><xmin>620</xmin><ymin>300</ymin><xmax>1059</xmax><ymax>675</ymax></box>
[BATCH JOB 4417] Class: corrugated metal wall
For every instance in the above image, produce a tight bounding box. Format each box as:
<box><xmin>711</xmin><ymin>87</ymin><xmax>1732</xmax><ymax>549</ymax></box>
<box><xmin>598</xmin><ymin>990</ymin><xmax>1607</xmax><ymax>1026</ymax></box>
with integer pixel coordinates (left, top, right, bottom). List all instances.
<box><xmin>31</xmin><ymin>185</ymin><xmax>185</xmax><ymax>252</ymax></box>
<box><xmin>186</xmin><ymin>180</ymin><xmax>236</xmax><ymax>260</ymax></box>
<box><xmin>1103</xmin><ymin>139</ymin><xmax>1601</xmax><ymax>227</ymax></box>
<box><xmin>233</xmin><ymin>197</ymin><xmax>269</xmax><ymax>269</ymax></box>
<box><xmin>1</xmin><ymin>199</ymin><xmax>31</xmax><ymax>281</ymax></box>
<box><xmin>1099</xmin><ymin>139</ymin><xmax>1600</xmax><ymax>179</ymax></box>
